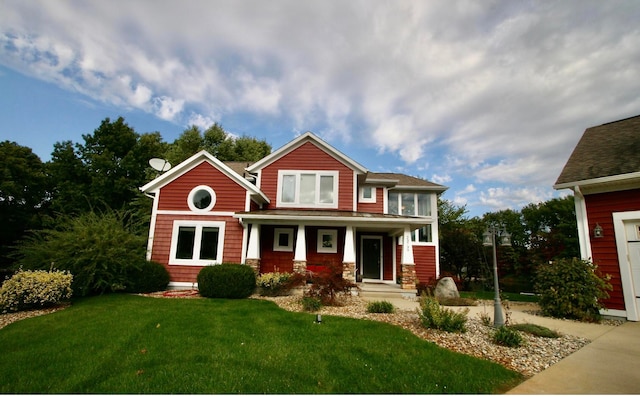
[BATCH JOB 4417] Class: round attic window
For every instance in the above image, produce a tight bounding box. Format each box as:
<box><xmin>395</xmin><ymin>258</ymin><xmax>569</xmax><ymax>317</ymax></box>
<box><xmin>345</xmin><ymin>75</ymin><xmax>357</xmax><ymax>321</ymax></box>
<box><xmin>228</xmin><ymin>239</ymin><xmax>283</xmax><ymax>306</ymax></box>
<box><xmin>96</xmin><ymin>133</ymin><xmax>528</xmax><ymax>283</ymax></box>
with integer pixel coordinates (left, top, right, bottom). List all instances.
<box><xmin>188</xmin><ymin>185</ymin><xmax>216</xmax><ymax>212</ymax></box>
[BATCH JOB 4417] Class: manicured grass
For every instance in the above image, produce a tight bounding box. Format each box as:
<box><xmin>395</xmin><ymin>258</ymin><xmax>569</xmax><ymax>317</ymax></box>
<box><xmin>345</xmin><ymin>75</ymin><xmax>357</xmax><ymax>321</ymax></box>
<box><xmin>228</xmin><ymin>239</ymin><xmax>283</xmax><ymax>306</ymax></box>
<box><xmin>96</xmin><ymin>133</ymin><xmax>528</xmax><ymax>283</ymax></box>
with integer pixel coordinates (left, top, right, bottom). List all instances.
<box><xmin>0</xmin><ymin>294</ymin><xmax>522</xmax><ymax>394</ymax></box>
<box><xmin>460</xmin><ymin>290</ymin><xmax>539</xmax><ymax>303</ymax></box>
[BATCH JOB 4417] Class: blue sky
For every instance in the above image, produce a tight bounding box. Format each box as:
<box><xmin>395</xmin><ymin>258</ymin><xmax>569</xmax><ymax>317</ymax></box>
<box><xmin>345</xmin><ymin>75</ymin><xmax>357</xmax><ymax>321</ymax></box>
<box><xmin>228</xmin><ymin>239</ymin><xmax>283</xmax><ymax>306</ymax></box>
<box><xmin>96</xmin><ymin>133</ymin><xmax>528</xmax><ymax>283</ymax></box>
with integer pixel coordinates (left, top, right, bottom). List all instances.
<box><xmin>2</xmin><ymin>0</ymin><xmax>639</xmax><ymax>218</ymax></box>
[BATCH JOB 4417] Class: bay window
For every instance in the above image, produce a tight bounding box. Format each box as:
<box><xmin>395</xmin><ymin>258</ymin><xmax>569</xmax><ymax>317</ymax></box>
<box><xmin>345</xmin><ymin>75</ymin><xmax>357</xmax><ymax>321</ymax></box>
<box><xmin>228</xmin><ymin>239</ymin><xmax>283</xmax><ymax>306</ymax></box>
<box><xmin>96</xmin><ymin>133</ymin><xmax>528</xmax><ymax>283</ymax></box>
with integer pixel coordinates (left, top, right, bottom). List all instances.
<box><xmin>388</xmin><ymin>191</ymin><xmax>431</xmax><ymax>217</ymax></box>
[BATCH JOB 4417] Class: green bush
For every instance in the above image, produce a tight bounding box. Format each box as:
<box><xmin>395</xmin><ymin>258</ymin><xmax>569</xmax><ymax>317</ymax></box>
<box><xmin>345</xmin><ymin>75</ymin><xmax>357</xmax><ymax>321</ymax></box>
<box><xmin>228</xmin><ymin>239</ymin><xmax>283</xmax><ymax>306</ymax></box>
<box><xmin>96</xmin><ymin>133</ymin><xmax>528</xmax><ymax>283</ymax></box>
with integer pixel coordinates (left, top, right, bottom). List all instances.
<box><xmin>493</xmin><ymin>326</ymin><xmax>523</xmax><ymax>347</ymax></box>
<box><xmin>126</xmin><ymin>260</ymin><xmax>170</xmax><ymax>293</ymax></box>
<box><xmin>197</xmin><ymin>264</ymin><xmax>256</xmax><ymax>299</ymax></box>
<box><xmin>366</xmin><ymin>300</ymin><xmax>395</xmax><ymax>313</ymax></box>
<box><xmin>535</xmin><ymin>258</ymin><xmax>612</xmax><ymax>322</ymax></box>
<box><xmin>14</xmin><ymin>210</ymin><xmax>147</xmax><ymax>297</ymax></box>
<box><xmin>509</xmin><ymin>323</ymin><xmax>560</xmax><ymax>338</ymax></box>
<box><xmin>301</xmin><ymin>296</ymin><xmax>322</xmax><ymax>312</ymax></box>
<box><xmin>0</xmin><ymin>269</ymin><xmax>73</xmax><ymax>313</ymax></box>
<box><xmin>256</xmin><ymin>272</ymin><xmax>304</xmax><ymax>296</ymax></box>
<box><xmin>418</xmin><ymin>294</ymin><xmax>468</xmax><ymax>333</ymax></box>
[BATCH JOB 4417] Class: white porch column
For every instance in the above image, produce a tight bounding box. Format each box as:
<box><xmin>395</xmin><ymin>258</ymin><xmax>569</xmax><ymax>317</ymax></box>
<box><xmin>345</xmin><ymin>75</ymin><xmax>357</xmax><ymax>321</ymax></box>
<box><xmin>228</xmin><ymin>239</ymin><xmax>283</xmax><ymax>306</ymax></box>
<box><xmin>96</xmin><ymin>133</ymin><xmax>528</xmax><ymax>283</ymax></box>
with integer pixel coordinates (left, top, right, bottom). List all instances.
<box><xmin>294</xmin><ymin>225</ymin><xmax>306</xmax><ymax>262</ymax></box>
<box><xmin>247</xmin><ymin>224</ymin><xmax>260</xmax><ymax>259</ymax></box>
<box><xmin>400</xmin><ymin>226</ymin><xmax>416</xmax><ymax>289</ymax></box>
<box><xmin>401</xmin><ymin>227</ymin><xmax>415</xmax><ymax>264</ymax></box>
<box><xmin>343</xmin><ymin>226</ymin><xmax>356</xmax><ymax>263</ymax></box>
<box><xmin>293</xmin><ymin>225</ymin><xmax>307</xmax><ymax>273</ymax></box>
<box><xmin>342</xmin><ymin>226</ymin><xmax>356</xmax><ymax>282</ymax></box>
<box><xmin>246</xmin><ymin>224</ymin><xmax>261</xmax><ymax>274</ymax></box>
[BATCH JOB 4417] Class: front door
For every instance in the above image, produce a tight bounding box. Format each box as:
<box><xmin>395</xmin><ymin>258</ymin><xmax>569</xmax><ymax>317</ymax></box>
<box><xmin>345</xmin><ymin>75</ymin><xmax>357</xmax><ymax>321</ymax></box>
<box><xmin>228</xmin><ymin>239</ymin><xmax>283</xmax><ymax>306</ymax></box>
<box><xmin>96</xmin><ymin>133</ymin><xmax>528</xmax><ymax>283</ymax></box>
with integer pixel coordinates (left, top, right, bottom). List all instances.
<box><xmin>628</xmin><ymin>223</ymin><xmax>640</xmax><ymax>316</ymax></box>
<box><xmin>361</xmin><ymin>236</ymin><xmax>382</xmax><ymax>280</ymax></box>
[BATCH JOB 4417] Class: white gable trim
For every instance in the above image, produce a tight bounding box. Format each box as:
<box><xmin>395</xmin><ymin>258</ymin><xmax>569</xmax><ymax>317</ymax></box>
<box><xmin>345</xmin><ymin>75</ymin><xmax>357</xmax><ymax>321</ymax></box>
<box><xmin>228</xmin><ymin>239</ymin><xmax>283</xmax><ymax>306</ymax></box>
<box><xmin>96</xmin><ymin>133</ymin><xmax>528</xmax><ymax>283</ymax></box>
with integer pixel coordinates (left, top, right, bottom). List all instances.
<box><xmin>246</xmin><ymin>132</ymin><xmax>368</xmax><ymax>174</ymax></box>
<box><xmin>140</xmin><ymin>150</ymin><xmax>269</xmax><ymax>204</ymax></box>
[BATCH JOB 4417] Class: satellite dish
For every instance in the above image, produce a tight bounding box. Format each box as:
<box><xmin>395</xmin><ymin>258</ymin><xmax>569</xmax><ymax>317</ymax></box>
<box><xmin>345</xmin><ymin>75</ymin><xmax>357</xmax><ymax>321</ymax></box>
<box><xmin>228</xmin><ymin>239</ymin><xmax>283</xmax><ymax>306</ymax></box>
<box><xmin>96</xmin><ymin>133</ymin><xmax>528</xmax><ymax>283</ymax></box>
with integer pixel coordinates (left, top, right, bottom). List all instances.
<box><xmin>149</xmin><ymin>158</ymin><xmax>172</xmax><ymax>172</ymax></box>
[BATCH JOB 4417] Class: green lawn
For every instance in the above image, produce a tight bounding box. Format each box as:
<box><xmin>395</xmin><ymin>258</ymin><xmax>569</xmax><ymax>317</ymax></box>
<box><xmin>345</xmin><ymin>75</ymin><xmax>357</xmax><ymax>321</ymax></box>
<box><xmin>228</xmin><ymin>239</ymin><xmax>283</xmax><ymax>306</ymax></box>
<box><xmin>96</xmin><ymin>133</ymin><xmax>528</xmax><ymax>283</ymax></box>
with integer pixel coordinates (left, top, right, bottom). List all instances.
<box><xmin>0</xmin><ymin>294</ymin><xmax>522</xmax><ymax>394</ymax></box>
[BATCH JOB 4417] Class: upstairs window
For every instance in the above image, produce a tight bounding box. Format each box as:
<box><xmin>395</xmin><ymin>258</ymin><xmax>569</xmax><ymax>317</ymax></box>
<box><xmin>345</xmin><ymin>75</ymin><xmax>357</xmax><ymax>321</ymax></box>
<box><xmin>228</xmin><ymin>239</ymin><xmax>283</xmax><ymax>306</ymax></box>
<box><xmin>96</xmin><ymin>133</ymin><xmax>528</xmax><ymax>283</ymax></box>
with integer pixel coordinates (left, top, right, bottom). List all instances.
<box><xmin>359</xmin><ymin>186</ymin><xmax>376</xmax><ymax>203</ymax></box>
<box><xmin>388</xmin><ymin>192</ymin><xmax>431</xmax><ymax>216</ymax></box>
<box><xmin>277</xmin><ymin>170</ymin><xmax>338</xmax><ymax>208</ymax></box>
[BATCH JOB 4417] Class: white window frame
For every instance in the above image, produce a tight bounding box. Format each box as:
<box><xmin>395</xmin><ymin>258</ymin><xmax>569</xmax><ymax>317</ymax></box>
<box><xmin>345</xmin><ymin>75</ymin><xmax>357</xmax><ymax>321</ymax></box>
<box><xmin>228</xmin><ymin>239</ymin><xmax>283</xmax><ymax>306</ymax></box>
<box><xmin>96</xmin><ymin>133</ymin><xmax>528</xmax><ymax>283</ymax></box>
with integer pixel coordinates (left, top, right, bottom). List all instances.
<box><xmin>169</xmin><ymin>220</ymin><xmax>225</xmax><ymax>266</ymax></box>
<box><xmin>273</xmin><ymin>228</ymin><xmax>294</xmax><ymax>252</ymax></box>
<box><xmin>398</xmin><ymin>224</ymin><xmax>434</xmax><ymax>246</ymax></box>
<box><xmin>317</xmin><ymin>229</ymin><xmax>338</xmax><ymax>253</ymax></box>
<box><xmin>387</xmin><ymin>191</ymin><xmax>431</xmax><ymax>217</ymax></box>
<box><xmin>359</xmin><ymin>186</ymin><xmax>376</xmax><ymax>203</ymax></box>
<box><xmin>276</xmin><ymin>170</ymin><xmax>339</xmax><ymax>208</ymax></box>
<box><xmin>187</xmin><ymin>185</ymin><xmax>217</xmax><ymax>212</ymax></box>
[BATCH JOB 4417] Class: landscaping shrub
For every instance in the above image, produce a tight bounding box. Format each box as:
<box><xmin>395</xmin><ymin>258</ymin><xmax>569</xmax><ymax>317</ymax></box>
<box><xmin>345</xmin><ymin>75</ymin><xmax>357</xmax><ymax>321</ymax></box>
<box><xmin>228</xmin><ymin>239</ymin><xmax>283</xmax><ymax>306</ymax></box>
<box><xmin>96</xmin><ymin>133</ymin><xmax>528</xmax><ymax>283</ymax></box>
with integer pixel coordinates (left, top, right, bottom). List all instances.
<box><xmin>197</xmin><ymin>264</ymin><xmax>256</xmax><ymax>299</ymax></box>
<box><xmin>509</xmin><ymin>323</ymin><xmax>560</xmax><ymax>338</ymax></box>
<box><xmin>534</xmin><ymin>258</ymin><xmax>612</xmax><ymax>322</ymax></box>
<box><xmin>304</xmin><ymin>262</ymin><xmax>357</xmax><ymax>306</ymax></box>
<box><xmin>13</xmin><ymin>210</ymin><xmax>147</xmax><ymax>297</ymax></box>
<box><xmin>366</xmin><ymin>300</ymin><xmax>395</xmax><ymax>313</ymax></box>
<box><xmin>493</xmin><ymin>326</ymin><xmax>523</xmax><ymax>347</ymax></box>
<box><xmin>256</xmin><ymin>272</ymin><xmax>305</xmax><ymax>296</ymax></box>
<box><xmin>418</xmin><ymin>294</ymin><xmax>468</xmax><ymax>333</ymax></box>
<box><xmin>0</xmin><ymin>269</ymin><xmax>73</xmax><ymax>313</ymax></box>
<box><xmin>301</xmin><ymin>296</ymin><xmax>322</xmax><ymax>312</ymax></box>
<box><xmin>125</xmin><ymin>260</ymin><xmax>170</xmax><ymax>293</ymax></box>
<box><xmin>437</xmin><ymin>296</ymin><xmax>477</xmax><ymax>306</ymax></box>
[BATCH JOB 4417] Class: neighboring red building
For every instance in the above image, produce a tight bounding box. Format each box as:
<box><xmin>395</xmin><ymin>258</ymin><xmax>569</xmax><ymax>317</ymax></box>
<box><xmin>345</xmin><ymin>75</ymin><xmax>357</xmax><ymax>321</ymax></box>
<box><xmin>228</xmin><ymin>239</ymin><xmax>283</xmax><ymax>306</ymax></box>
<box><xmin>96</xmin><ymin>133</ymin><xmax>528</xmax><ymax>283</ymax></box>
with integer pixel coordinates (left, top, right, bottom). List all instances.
<box><xmin>555</xmin><ymin>115</ymin><xmax>640</xmax><ymax>321</ymax></box>
<box><xmin>141</xmin><ymin>132</ymin><xmax>447</xmax><ymax>290</ymax></box>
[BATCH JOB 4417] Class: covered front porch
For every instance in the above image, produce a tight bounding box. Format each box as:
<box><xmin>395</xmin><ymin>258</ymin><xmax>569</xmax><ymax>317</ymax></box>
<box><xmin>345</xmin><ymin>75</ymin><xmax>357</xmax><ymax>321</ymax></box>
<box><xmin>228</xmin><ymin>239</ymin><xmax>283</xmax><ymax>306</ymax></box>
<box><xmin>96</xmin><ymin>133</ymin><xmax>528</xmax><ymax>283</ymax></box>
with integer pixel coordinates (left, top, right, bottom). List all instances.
<box><xmin>234</xmin><ymin>210</ymin><xmax>426</xmax><ymax>289</ymax></box>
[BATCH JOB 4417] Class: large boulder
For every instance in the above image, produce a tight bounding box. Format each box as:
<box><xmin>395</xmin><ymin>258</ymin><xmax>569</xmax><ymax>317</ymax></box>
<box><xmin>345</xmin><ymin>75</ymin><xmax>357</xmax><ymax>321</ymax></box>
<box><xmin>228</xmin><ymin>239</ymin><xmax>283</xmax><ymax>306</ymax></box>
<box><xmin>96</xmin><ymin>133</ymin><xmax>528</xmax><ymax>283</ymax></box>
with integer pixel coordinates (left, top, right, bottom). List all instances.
<box><xmin>434</xmin><ymin>277</ymin><xmax>459</xmax><ymax>300</ymax></box>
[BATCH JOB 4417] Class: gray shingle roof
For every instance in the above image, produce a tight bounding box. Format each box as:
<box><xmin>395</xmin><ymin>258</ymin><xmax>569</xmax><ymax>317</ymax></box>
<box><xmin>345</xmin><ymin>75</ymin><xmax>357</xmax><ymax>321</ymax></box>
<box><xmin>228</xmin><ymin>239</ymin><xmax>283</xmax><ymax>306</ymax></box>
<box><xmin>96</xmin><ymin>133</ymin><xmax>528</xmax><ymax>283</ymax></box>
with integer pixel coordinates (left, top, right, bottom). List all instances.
<box><xmin>367</xmin><ymin>172</ymin><xmax>448</xmax><ymax>191</ymax></box>
<box><xmin>555</xmin><ymin>115</ymin><xmax>640</xmax><ymax>186</ymax></box>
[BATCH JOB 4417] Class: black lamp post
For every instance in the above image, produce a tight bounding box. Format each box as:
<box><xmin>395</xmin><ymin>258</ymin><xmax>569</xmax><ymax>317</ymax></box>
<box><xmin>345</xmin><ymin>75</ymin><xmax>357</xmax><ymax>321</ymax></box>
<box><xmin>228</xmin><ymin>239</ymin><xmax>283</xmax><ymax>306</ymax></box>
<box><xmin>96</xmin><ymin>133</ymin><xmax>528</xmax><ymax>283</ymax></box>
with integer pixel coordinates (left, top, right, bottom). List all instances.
<box><xmin>483</xmin><ymin>225</ymin><xmax>511</xmax><ymax>327</ymax></box>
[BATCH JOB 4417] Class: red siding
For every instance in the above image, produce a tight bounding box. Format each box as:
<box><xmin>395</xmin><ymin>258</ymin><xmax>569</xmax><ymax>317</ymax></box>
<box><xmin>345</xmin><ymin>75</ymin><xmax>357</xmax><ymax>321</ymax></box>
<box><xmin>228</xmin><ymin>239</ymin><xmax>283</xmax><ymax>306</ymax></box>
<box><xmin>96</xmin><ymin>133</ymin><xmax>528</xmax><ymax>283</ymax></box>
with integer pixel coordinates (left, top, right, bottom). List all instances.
<box><xmin>150</xmin><ymin>214</ymin><xmax>244</xmax><ymax>283</ymax></box>
<box><xmin>395</xmin><ymin>244</ymin><xmax>437</xmax><ymax>285</ymax></box>
<box><xmin>259</xmin><ymin>225</ymin><xmax>295</xmax><ymax>273</ymax></box>
<box><xmin>260</xmin><ymin>142</ymin><xmax>355</xmax><ymax>210</ymax></box>
<box><xmin>357</xmin><ymin>187</ymin><xmax>385</xmax><ymax>214</ymax></box>
<box><xmin>159</xmin><ymin>162</ymin><xmax>248</xmax><ymax>212</ymax></box>
<box><xmin>414</xmin><ymin>245</ymin><xmax>437</xmax><ymax>284</ymax></box>
<box><xmin>586</xmin><ymin>188</ymin><xmax>640</xmax><ymax>310</ymax></box>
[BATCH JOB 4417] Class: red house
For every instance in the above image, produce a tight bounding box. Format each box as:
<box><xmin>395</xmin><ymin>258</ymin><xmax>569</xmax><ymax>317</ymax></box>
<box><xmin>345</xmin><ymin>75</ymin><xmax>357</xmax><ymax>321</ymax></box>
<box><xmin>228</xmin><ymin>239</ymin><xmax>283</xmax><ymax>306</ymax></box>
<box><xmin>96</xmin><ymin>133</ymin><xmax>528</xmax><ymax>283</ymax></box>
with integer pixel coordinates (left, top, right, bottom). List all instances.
<box><xmin>141</xmin><ymin>132</ymin><xmax>447</xmax><ymax>291</ymax></box>
<box><xmin>554</xmin><ymin>115</ymin><xmax>640</xmax><ymax>321</ymax></box>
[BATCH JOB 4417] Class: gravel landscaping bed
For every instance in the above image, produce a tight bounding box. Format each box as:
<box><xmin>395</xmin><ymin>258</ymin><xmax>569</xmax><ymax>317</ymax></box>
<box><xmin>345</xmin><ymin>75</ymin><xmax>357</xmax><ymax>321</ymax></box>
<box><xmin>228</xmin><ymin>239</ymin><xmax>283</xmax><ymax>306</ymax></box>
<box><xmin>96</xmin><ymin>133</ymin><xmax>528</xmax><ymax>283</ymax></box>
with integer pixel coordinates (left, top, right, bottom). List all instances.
<box><xmin>1</xmin><ymin>291</ymin><xmax>611</xmax><ymax>378</ymax></box>
<box><xmin>255</xmin><ymin>294</ymin><xmax>592</xmax><ymax>377</ymax></box>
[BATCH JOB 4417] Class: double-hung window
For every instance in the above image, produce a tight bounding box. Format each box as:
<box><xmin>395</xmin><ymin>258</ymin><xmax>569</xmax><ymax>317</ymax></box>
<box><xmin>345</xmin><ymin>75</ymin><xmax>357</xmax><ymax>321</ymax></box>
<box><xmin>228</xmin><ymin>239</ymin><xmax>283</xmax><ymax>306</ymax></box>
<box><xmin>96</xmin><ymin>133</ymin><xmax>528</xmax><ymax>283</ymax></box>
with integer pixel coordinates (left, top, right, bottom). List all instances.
<box><xmin>277</xmin><ymin>170</ymin><xmax>338</xmax><ymax>208</ymax></box>
<box><xmin>169</xmin><ymin>221</ymin><xmax>225</xmax><ymax>265</ymax></box>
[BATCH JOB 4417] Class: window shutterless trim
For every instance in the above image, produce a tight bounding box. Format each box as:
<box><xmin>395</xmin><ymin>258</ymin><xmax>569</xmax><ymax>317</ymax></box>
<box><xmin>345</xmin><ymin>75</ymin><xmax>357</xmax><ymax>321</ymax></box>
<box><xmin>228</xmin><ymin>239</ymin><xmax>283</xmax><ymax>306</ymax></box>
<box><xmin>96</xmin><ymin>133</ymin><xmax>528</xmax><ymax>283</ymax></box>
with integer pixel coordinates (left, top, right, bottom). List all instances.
<box><xmin>169</xmin><ymin>220</ymin><xmax>225</xmax><ymax>266</ymax></box>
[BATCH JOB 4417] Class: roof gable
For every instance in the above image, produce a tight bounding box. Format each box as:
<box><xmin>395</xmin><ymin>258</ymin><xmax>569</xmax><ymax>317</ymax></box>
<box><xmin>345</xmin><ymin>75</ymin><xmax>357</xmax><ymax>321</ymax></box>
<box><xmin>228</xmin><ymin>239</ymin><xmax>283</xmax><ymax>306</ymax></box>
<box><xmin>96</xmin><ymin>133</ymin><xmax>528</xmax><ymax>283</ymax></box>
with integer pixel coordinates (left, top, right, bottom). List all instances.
<box><xmin>555</xmin><ymin>115</ymin><xmax>640</xmax><ymax>187</ymax></box>
<box><xmin>246</xmin><ymin>132</ymin><xmax>368</xmax><ymax>174</ymax></box>
<box><xmin>139</xmin><ymin>150</ymin><xmax>269</xmax><ymax>204</ymax></box>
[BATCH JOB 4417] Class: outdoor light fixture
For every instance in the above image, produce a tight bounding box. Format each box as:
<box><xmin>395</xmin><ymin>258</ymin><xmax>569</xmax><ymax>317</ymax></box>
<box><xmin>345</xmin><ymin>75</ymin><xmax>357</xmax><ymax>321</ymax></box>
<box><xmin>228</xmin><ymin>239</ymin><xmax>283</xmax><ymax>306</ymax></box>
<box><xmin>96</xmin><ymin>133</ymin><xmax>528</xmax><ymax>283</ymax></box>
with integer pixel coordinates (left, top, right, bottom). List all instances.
<box><xmin>315</xmin><ymin>314</ymin><xmax>322</xmax><ymax>324</ymax></box>
<box><xmin>593</xmin><ymin>223</ymin><xmax>604</xmax><ymax>238</ymax></box>
<box><xmin>483</xmin><ymin>224</ymin><xmax>512</xmax><ymax>327</ymax></box>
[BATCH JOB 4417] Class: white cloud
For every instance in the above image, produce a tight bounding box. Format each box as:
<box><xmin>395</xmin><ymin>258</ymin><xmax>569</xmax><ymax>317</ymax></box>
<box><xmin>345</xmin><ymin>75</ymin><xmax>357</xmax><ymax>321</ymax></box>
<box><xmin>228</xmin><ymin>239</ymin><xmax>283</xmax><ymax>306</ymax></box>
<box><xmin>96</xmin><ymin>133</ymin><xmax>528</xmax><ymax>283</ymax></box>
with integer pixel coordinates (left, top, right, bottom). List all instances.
<box><xmin>431</xmin><ymin>174</ymin><xmax>452</xmax><ymax>185</ymax></box>
<box><xmin>478</xmin><ymin>187</ymin><xmax>553</xmax><ymax>211</ymax></box>
<box><xmin>1</xmin><ymin>0</ymin><xmax>639</xmax><ymax>216</ymax></box>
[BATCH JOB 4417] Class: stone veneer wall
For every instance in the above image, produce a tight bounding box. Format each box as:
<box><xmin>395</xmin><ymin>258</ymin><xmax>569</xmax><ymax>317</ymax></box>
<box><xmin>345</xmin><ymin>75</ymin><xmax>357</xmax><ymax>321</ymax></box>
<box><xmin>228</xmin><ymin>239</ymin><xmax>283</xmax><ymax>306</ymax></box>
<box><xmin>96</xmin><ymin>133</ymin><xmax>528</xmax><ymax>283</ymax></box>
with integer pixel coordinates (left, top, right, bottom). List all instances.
<box><xmin>342</xmin><ymin>262</ymin><xmax>355</xmax><ymax>283</ymax></box>
<box><xmin>245</xmin><ymin>258</ymin><xmax>260</xmax><ymax>275</ymax></box>
<box><xmin>401</xmin><ymin>263</ymin><xmax>416</xmax><ymax>289</ymax></box>
<box><xmin>293</xmin><ymin>260</ymin><xmax>307</xmax><ymax>274</ymax></box>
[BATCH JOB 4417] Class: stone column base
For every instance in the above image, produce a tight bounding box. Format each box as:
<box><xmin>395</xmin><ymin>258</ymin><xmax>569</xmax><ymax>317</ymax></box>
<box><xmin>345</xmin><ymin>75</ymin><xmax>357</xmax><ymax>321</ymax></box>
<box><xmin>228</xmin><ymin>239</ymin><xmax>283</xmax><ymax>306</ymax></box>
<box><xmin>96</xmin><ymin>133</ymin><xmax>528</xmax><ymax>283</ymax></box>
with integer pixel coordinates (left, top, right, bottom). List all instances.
<box><xmin>245</xmin><ymin>258</ymin><xmax>261</xmax><ymax>275</ymax></box>
<box><xmin>293</xmin><ymin>260</ymin><xmax>307</xmax><ymax>274</ymax></box>
<box><xmin>400</xmin><ymin>263</ymin><xmax>416</xmax><ymax>290</ymax></box>
<box><xmin>342</xmin><ymin>262</ymin><xmax>356</xmax><ymax>283</ymax></box>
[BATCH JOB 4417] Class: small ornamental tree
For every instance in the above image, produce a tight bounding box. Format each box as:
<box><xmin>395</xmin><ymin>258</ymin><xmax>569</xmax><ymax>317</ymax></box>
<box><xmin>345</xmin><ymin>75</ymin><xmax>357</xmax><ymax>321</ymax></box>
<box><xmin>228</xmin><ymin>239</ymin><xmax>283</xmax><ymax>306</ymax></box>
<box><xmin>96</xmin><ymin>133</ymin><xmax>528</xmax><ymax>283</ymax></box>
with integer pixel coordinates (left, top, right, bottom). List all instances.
<box><xmin>535</xmin><ymin>258</ymin><xmax>612</xmax><ymax>322</ymax></box>
<box><xmin>304</xmin><ymin>262</ymin><xmax>357</xmax><ymax>306</ymax></box>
